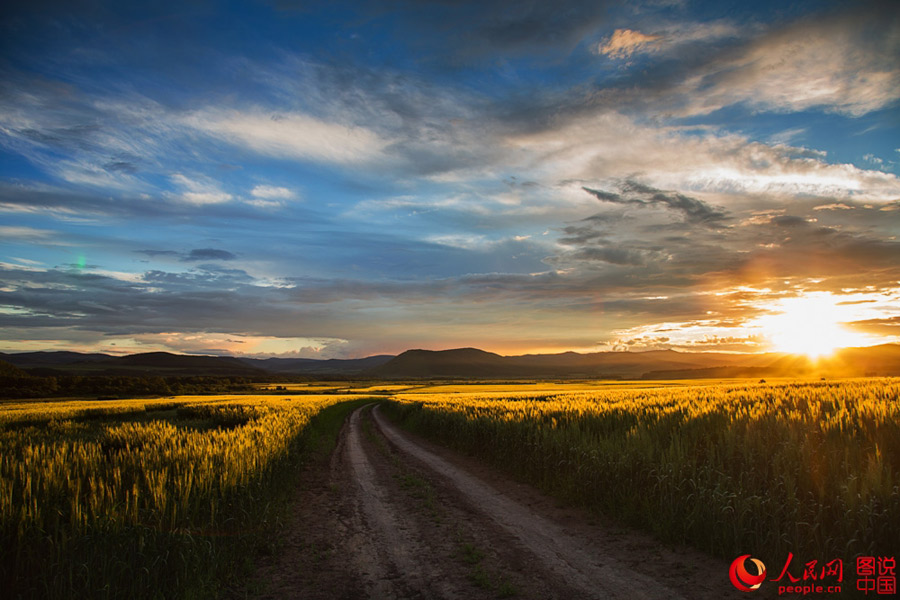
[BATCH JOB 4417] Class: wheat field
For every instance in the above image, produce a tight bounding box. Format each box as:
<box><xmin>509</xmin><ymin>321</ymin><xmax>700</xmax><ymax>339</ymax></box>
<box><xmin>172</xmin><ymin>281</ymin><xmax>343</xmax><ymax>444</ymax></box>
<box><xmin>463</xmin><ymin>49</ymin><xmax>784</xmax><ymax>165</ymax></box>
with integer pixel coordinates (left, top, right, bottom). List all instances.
<box><xmin>385</xmin><ymin>378</ymin><xmax>900</xmax><ymax>561</ymax></box>
<box><xmin>0</xmin><ymin>394</ymin><xmax>366</xmax><ymax>599</ymax></box>
<box><xmin>3</xmin><ymin>378</ymin><xmax>898</xmax><ymax>598</ymax></box>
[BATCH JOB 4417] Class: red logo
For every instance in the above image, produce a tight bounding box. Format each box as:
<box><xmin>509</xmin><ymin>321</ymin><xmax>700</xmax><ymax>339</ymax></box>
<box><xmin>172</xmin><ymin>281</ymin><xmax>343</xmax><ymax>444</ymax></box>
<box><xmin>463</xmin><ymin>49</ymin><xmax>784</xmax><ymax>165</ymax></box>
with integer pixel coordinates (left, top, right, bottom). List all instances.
<box><xmin>730</xmin><ymin>555</ymin><xmax>767</xmax><ymax>592</ymax></box>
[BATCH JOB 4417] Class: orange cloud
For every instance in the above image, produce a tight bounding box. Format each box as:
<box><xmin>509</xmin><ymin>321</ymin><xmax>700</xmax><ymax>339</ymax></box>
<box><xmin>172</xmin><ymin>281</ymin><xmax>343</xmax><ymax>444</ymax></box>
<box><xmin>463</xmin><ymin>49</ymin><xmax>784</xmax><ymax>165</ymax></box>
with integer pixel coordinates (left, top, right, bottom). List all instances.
<box><xmin>598</xmin><ymin>29</ymin><xmax>661</xmax><ymax>59</ymax></box>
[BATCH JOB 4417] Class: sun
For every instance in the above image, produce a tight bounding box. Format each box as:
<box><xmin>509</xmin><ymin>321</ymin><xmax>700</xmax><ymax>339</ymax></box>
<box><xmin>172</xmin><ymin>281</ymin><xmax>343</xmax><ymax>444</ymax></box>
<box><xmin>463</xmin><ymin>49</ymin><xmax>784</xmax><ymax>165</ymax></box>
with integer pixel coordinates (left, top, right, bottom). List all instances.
<box><xmin>751</xmin><ymin>292</ymin><xmax>871</xmax><ymax>358</ymax></box>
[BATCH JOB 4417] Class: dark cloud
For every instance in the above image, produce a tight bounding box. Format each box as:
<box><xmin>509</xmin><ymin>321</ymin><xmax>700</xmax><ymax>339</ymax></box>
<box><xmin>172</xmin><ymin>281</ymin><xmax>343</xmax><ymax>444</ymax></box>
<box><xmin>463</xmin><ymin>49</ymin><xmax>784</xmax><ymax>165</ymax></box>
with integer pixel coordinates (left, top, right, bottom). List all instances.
<box><xmin>288</xmin><ymin>0</ymin><xmax>618</xmax><ymax>59</ymax></box>
<box><xmin>445</xmin><ymin>0</ymin><xmax>617</xmax><ymax>55</ymax></box>
<box><xmin>558</xmin><ymin>224</ymin><xmax>608</xmax><ymax>246</ymax></box>
<box><xmin>770</xmin><ymin>215</ymin><xmax>810</xmax><ymax>228</ymax></box>
<box><xmin>582</xmin><ymin>180</ymin><xmax>728</xmax><ymax>225</ymax></box>
<box><xmin>142</xmin><ymin>265</ymin><xmax>254</xmax><ymax>289</ymax></box>
<box><xmin>182</xmin><ymin>248</ymin><xmax>236</xmax><ymax>262</ymax></box>
<box><xmin>0</xmin><ymin>182</ymin><xmax>328</xmax><ymax>225</ymax></box>
<box><xmin>103</xmin><ymin>160</ymin><xmax>139</xmax><ymax>174</ymax></box>
<box><xmin>135</xmin><ymin>250</ymin><xmax>180</xmax><ymax>258</ymax></box>
<box><xmin>570</xmin><ymin>246</ymin><xmax>655</xmax><ymax>266</ymax></box>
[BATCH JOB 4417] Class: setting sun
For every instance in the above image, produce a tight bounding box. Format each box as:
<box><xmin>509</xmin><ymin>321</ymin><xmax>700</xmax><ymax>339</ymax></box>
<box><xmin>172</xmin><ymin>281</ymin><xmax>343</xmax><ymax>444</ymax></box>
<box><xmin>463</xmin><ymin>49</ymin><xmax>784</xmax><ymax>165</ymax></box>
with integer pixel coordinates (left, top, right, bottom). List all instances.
<box><xmin>751</xmin><ymin>293</ymin><xmax>873</xmax><ymax>358</ymax></box>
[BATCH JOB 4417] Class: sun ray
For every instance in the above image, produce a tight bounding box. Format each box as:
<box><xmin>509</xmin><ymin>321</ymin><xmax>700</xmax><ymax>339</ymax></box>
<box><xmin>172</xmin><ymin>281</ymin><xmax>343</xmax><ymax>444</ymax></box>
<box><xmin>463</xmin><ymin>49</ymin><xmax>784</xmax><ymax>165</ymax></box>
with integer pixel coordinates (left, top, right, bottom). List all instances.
<box><xmin>750</xmin><ymin>292</ymin><xmax>874</xmax><ymax>358</ymax></box>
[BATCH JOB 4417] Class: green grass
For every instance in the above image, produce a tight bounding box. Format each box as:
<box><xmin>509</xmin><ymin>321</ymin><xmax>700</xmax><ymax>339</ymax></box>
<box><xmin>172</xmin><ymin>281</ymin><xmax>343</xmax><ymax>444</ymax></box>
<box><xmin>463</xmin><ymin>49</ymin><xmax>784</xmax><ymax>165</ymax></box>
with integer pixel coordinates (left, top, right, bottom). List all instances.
<box><xmin>457</xmin><ymin>539</ymin><xmax>517</xmax><ymax>597</ymax></box>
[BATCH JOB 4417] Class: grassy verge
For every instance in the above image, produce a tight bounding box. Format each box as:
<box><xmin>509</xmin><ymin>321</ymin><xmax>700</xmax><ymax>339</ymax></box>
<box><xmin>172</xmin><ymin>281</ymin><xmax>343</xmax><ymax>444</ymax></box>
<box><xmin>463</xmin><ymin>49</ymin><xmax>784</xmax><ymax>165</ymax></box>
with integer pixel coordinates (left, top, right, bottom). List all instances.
<box><xmin>299</xmin><ymin>397</ymin><xmax>376</xmax><ymax>461</ymax></box>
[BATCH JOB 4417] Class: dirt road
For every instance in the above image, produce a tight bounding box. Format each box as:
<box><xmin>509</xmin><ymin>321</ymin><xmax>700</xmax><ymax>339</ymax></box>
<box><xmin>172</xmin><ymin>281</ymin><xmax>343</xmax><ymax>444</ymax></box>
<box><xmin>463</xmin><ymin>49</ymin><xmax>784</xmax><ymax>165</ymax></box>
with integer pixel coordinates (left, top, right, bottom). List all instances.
<box><xmin>251</xmin><ymin>403</ymin><xmax>752</xmax><ymax>599</ymax></box>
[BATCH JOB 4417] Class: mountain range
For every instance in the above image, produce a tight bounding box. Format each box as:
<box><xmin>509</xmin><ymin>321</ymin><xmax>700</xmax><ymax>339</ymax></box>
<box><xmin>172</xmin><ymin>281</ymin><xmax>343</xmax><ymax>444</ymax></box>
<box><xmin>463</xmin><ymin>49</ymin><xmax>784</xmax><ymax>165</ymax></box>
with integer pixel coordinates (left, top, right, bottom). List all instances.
<box><xmin>2</xmin><ymin>344</ymin><xmax>900</xmax><ymax>379</ymax></box>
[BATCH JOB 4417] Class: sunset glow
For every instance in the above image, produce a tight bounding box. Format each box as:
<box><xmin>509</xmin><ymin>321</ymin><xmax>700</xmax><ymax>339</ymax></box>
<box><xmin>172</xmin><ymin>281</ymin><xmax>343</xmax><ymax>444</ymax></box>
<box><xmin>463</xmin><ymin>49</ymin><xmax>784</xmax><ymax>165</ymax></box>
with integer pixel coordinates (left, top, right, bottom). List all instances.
<box><xmin>751</xmin><ymin>293</ymin><xmax>876</xmax><ymax>358</ymax></box>
<box><xmin>1</xmin><ymin>1</ymin><xmax>899</xmax><ymax>358</ymax></box>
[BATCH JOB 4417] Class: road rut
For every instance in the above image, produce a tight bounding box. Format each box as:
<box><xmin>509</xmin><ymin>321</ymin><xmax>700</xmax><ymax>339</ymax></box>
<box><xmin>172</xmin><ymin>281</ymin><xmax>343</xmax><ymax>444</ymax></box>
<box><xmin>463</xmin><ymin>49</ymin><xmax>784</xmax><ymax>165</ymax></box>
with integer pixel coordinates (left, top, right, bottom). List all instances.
<box><xmin>371</xmin><ymin>405</ymin><xmax>682</xmax><ymax>599</ymax></box>
<box><xmin>250</xmin><ymin>403</ymin><xmax>752</xmax><ymax>599</ymax></box>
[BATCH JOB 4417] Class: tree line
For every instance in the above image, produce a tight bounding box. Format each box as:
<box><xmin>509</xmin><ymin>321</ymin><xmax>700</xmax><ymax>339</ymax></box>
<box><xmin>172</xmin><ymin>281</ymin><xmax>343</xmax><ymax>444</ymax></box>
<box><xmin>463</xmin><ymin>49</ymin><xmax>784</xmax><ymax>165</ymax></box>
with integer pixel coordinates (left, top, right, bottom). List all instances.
<box><xmin>0</xmin><ymin>361</ymin><xmax>268</xmax><ymax>399</ymax></box>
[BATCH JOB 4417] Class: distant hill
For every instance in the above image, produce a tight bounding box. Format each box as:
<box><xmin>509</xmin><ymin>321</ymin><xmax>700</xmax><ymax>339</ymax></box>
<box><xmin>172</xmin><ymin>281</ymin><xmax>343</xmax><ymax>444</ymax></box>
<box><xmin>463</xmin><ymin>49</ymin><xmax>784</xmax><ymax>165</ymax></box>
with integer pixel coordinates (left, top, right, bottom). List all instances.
<box><xmin>370</xmin><ymin>345</ymin><xmax>900</xmax><ymax>380</ymax></box>
<box><xmin>112</xmin><ymin>352</ymin><xmax>266</xmax><ymax>376</ymax></box>
<box><xmin>821</xmin><ymin>344</ymin><xmax>900</xmax><ymax>377</ymax></box>
<box><xmin>370</xmin><ymin>348</ymin><xmax>514</xmax><ymax>378</ymax></box>
<box><xmin>2</xmin><ymin>344</ymin><xmax>898</xmax><ymax>380</ymax></box>
<box><xmin>239</xmin><ymin>355</ymin><xmax>394</xmax><ymax>375</ymax></box>
<box><xmin>370</xmin><ymin>347</ymin><xmax>730</xmax><ymax>379</ymax></box>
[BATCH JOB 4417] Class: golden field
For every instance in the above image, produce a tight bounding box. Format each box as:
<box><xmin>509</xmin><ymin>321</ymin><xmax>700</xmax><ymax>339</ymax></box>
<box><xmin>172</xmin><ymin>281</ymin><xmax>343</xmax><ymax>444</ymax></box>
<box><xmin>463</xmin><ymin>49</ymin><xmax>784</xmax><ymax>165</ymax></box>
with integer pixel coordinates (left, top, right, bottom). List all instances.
<box><xmin>0</xmin><ymin>393</ymin><xmax>368</xmax><ymax>599</ymax></box>
<box><xmin>1</xmin><ymin>378</ymin><xmax>898</xmax><ymax>598</ymax></box>
<box><xmin>385</xmin><ymin>378</ymin><xmax>900</xmax><ymax>561</ymax></box>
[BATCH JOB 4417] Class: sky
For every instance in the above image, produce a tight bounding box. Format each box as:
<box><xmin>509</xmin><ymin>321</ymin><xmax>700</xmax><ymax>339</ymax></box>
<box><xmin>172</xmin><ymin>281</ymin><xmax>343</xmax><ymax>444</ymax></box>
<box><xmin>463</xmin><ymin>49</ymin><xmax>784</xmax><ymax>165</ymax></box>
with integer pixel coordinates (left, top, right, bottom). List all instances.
<box><xmin>1</xmin><ymin>0</ymin><xmax>899</xmax><ymax>359</ymax></box>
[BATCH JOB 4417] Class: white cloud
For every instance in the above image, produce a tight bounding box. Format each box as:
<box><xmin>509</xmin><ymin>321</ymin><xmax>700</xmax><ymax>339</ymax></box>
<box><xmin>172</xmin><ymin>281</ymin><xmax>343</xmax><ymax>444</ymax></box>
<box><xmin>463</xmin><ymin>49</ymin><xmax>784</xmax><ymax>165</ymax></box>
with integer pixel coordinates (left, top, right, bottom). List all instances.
<box><xmin>426</xmin><ymin>233</ymin><xmax>488</xmax><ymax>250</ymax></box>
<box><xmin>54</xmin><ymin>158</ymin><xmax>141</xmax><ymax>191</ymax></box>
<box><xmin>245</xmin><ymin>184</ymin><xmax>296</xmax><ymax>209</ymax></box>
<box><xmin>184</xmin><ymin>109</ymin><xmax>388</xmax><ymax>166</ymax></box>
<box><xmin>251</xmin><ymin>184</ymin><xmax>296</xmax><ymax>200</ymax></box>
<box><xmin>9</xmin><ymin>257</ymin><xmax>44</xmax><ymax>266</ymax></box>
<box><xmin>0</xmin><ymin>226</ymin><xmax>73</xmax><ymax>245</ymax></box>
<box><xmin>676</xmin><ymin>18</ymin><xmax>900</xmax><ymax>117</ymax></box>
<box><xmin>168</xmin><ymin>173</ymin><xmax>232</xmax><ymax>205</ymax></box>
<box><xmin>506</xmin><ymin>112</ymin><xmax>900</xmax><ymax>203</ymax></box>
<box><xmin>768</xmin><ymin>128</ymin><xmax>807</xmax><ymax>145</ymax></box>
<box><xmin>0</xmin><ymin>261</ymin><xmax>48</xmax><ymax>272</ymax></box>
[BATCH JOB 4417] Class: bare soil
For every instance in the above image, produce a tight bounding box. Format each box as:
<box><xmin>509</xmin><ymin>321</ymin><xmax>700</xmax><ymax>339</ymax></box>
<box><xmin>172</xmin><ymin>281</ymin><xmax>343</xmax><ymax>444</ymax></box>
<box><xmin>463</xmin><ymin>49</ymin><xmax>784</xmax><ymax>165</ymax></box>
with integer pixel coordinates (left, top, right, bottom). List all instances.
<box><xmin>250</xmin><ymin>403</ymin><xmax>768</xmax><ymax>599</ymax></box>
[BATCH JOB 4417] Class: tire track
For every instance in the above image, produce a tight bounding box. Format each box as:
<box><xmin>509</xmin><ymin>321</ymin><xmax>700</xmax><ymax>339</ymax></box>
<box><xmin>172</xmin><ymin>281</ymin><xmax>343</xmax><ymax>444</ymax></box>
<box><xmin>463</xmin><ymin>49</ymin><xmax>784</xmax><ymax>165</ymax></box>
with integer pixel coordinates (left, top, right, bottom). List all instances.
<box><xmin>371</xmin><ymin>404</ymin><xmax>686</xmax><ymax>600</ymax></box>
<box><xmin>343</xmin><ymin>405</ymin><xmax>466</xmax><ymax>599</ymax></box>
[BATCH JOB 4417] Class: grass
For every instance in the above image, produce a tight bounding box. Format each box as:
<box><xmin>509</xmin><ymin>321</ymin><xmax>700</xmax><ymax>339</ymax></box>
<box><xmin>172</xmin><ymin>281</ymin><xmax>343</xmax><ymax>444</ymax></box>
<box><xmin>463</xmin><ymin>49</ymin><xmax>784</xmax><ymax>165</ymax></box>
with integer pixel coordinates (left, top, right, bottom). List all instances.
<box><xmin>383</xmin><ymin>378</ymin><xmax>900</xmax><ymax>566</ymax></box>
<box><xmin>0</xmin><ymin>394</ymin><xmax>375</xmax><ymax>599</ymax></box>
<box><xmin>457</xmin><ymin>538</ymin><xmax>517</xmax><ymax>597</ymax></box>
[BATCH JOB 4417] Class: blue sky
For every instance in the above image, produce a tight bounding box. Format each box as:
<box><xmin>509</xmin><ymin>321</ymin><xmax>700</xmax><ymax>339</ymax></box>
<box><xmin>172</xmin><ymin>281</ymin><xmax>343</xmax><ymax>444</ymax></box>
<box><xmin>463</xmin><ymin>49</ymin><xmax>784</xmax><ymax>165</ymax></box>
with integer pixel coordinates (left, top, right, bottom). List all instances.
<box><xmin>1</xmin><ymin>0</ymin><xmax>899</xmax><ymax>358</ymax></box>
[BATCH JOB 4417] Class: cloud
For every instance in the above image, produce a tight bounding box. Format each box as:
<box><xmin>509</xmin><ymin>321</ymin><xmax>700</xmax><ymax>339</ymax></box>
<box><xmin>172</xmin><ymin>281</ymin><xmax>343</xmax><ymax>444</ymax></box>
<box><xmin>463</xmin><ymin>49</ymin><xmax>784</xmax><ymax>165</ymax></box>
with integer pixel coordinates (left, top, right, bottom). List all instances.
<box><xmin>182</xmin><ymin>248</ymin><xmax>237</xmax><ymax>262</ymax></box>
<box><xmin>582</xmin><ymin>180</ymin><xmax>728</xmax><ymax>225</ymax></box>
<box><xmin>849</xmin><ymin>316</ymin><xmax>900</xmax><ymax>335</ymax></box>
<box><xmin>507</xmin><ymin>113</ymin><xmax>900</xmax><ymax>203</ymax></box>
<box><xmin>135</xmin><ymin>250</ymin><xmax>180</xmax><ymax>258</ymax></box>
<box><xmin>251</xmin><ymin>185</ymin><xmax>296</xmax><ymax>200</ymax></box>
<box><xmin>2</xmin><ymin>232</ymin><xmax>899</xmax><ymax>356</ymax></box>
<box><xmin>568</xmin><ymin>246</ymin><xmax>656</xmax><ymax>266</ymax></box>
<box><xmin>2</xmin><ymin>2</ymin><xmax>899</xmax><ymax>356</ymax></box>
<box><xmin>656</xmin><ymin>20</ymin><xmax>742</xmax><ymax>47</ymax></box>
<box><xmin>0</xmin><ymin>225</ymin><xmax>71</xmax><ymax>244</ymax></box>
<box><xmin>0</xmin><ymin>77</ymin><xmax>177</xmax><ymax>192</ymax></box>
<box><xmin>367</xmin><ymin>0</ymin><xmax>617</xmax><ymax>60</ymax></box>
<box><xmin>134</xmin><ymin>248</ymin><xmax>238</xmax><ymax>263</ymax></box>
<box><xmin>565</xmin><ymin>5</ymin><xmax>900</xmax><ymax>121</ymax></box>
<box><xmin>813</xmin><ymin>203</ymin><xmax>853</xmax><ymax>211</ymax></box>
<box><xmin>669</xmin><ymin>9</ymin><xmax>900</xmax><ymax>117</ymax></box>
<box><xmin>169</xmin><ymin>173</ymin><xmax>232</xmax><ymax>205</ymax></box>
<box><xmin>246</xmin><ymin>184</ymin><xmax>296</xmax><ymax>208</ymax></box>
<box><xmin>598</xmin><ymin>29</ymin><xmax>661</xmax><ymax>59</ymax></box>
<box><xmin>183</xmin><ymin>109</ymin><xmax>389</xmax><ymax>166</ymax></box>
